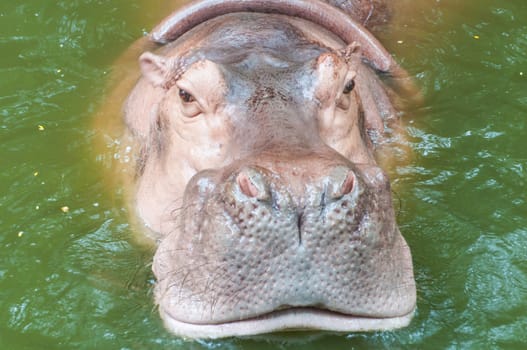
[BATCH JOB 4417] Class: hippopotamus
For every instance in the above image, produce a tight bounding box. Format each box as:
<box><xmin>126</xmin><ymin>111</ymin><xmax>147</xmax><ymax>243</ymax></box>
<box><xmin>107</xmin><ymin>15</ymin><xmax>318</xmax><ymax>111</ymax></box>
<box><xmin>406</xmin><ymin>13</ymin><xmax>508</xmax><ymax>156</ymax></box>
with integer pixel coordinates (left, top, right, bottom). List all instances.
<box><xmin>117</xmin><ymin>0</ymin><xmax>416</xmax><ymax>339</ymax></box>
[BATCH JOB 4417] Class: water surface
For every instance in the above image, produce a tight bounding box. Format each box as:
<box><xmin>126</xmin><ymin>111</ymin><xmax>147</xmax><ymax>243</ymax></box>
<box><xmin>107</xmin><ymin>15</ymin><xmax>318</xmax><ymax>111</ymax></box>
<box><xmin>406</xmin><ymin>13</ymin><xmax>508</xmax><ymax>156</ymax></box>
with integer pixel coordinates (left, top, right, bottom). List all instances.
<box><xmin>1</xmin><ymin>0</ymin><xmax>526</xmax><ymax>348</ymax></box>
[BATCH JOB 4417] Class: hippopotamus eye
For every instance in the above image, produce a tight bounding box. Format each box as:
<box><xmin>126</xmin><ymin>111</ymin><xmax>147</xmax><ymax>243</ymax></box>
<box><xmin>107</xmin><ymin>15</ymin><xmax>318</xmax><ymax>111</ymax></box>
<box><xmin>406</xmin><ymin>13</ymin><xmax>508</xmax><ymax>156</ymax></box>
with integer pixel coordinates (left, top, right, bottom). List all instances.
<box><xmin>343</xmin><ymin>79</ymin><xmax>355</xmax><ymax>94</ymax></box>
<box><xmin>178</xmin><ymin>88</ymin><xmax>195</xmax><ymax>103</ymax></box>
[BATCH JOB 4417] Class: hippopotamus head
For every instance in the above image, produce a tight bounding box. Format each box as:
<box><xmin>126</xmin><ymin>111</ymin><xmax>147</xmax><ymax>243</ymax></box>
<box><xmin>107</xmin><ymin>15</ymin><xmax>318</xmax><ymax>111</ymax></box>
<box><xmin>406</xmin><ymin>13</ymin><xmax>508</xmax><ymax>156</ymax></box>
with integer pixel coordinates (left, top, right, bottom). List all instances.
<box><xmin>123</xmin><ymin>0</ymin><xmax>415</xmax><ymax>339</ymax></box>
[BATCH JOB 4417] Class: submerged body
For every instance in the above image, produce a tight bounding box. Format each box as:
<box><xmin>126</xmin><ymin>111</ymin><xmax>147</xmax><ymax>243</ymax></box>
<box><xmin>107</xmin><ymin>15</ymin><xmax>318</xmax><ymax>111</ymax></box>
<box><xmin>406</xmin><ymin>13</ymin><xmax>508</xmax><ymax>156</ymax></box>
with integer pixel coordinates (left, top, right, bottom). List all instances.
<box><xmin>120</xmin><ymin>0</ymin><xmax>416</xmax><ymax>339</ymax></box>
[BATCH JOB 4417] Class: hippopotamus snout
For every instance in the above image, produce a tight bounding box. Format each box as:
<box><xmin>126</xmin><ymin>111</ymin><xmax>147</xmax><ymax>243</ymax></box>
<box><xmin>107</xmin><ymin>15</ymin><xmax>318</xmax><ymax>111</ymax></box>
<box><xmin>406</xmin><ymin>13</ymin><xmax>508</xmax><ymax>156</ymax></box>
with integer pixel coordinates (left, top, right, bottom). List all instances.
<box><xmin>154</xmin><ymin>152</ymin><xmax>415</xmax><ymax>327</ymax></box>
<box><xmin>215</xmin><ymin>161</ymin><xmax>360</xmax><ymax>246</ymax></box>
<box><xmin>178</xmin><ymin>154</ymin><xmax>361</xmax><ymax>240</ymax></box>
<box><xmin>230</xmin><ymin>163</ymin><xmax>357</xmax><ymax>235</ymax></box>
<box><xmin>234</xmin><ymin>164</ymin><xmax>356</xmax><ymax>203</ymax></box>
<box><xmin>185</xmin><ymin>149</ymin><xmax>362</xmax><ymax>230</ymax></box>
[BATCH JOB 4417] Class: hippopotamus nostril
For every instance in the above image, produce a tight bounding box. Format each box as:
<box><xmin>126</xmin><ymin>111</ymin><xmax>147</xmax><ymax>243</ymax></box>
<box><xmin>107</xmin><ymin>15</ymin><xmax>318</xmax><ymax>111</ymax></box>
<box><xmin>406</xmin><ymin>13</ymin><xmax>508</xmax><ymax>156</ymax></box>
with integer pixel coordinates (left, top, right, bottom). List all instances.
<box><xmin>296</xmin><ymin>208</ymin><xmax>305</xmax><ymax>244</ymax></box>
<box><xmin>236</xmin><ymin>168</ymin><xmax>270</xmax><ymax>201</ymax></box>
<box><xmin>340</xmin><ymin>170</ymin><xmax>355</xmax><ymax>195</ymax></box>
<box><xmin>326</xmin><ymin>166</ymin><xmax>357</xmax><ymax>200</ymax></box>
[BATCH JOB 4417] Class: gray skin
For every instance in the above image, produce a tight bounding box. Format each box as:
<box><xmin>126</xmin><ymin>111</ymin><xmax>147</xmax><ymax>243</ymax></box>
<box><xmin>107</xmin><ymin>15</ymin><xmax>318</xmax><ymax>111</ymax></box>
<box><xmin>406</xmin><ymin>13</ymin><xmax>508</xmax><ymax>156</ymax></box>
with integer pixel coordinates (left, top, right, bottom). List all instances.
<box><xmin>123</xmin><ymin>0</ymin><xmax>416</xmax><ymax>339</ymax></box>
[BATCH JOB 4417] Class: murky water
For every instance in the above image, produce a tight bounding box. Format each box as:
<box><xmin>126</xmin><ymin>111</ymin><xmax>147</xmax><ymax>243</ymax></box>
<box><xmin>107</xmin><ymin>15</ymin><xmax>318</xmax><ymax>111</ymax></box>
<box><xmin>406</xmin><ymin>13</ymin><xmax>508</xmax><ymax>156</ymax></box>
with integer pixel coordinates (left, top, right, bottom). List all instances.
<box><xmin>1</xmin><ymin>0</ymin><xmax>526</xmax><ymax>349</ymax></box>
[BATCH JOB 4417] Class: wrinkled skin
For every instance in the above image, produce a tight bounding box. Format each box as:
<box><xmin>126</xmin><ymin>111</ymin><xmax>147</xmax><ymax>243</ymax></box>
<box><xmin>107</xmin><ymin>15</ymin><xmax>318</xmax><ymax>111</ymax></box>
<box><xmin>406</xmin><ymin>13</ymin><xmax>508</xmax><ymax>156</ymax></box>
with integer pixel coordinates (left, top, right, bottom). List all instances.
<box><xmin>121</xmin><ymin>1</ymin><xmax>416</xmax><ymax>340</ymax></box>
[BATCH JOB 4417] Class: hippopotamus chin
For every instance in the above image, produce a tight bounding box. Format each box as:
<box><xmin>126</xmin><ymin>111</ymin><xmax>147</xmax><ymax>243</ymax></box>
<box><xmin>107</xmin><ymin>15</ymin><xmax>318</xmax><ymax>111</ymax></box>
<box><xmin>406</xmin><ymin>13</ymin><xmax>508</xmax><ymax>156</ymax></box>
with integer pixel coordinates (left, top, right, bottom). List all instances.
<box><xmin>122</xmin><ymin>0</ymin><xmax>416</xmax><ymax>339</ymax></box>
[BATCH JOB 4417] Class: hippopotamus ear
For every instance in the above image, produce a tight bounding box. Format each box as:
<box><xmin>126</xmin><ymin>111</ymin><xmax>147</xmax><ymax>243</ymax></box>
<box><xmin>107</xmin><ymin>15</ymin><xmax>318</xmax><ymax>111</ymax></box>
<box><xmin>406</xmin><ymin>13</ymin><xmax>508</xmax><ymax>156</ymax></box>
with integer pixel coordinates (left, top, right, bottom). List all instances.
<box><xmin>338</xmin><ymin>42</ymin><xmax>361</xmax><ymax>67</ymax></box>
<box><xmin>139</xmin><ymin>52</ymin><xmax>167</xmax><ymax>87</ymax></box>
<box><xmin>139</xmin><ymin>52</ymin><xmax>181</xmax><ymax>88</ymax></box>
<box><xmin>314</xmin><ymin>43</ymin><xmax>360</xmax><ymax>107</ymax></box>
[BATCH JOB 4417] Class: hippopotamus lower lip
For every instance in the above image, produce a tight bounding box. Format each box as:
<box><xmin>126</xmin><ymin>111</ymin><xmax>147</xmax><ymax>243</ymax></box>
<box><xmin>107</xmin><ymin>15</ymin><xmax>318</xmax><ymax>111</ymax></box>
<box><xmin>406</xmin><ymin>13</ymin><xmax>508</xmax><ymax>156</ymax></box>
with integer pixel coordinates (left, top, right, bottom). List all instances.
<box><xmin>159</xmin><ymin>306</ymin><xmax>416</xmax><ymax>339</ymax></box>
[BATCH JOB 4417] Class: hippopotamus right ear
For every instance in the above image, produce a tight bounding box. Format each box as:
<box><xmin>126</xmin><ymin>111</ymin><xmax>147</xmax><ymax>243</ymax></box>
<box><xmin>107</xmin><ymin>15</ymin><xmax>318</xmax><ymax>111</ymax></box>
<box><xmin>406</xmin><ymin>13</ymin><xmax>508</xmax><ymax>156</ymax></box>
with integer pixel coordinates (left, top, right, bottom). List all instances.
<box><xmin>139</xmin><ymin>52</ymin><xmax>182</xmax><ymax>89</ymax></box>
<box><xmin>139</xmin><ymin>52</ymin><xmax>173</xmax><ymax>88</ymax></box>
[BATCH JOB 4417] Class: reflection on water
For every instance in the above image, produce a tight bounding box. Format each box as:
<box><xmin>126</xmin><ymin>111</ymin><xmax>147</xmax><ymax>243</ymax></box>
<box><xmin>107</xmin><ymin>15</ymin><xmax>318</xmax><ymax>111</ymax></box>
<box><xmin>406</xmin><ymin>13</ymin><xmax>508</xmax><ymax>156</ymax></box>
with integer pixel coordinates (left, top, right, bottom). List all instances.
<box><xmin>1</xmin><ymin>0</ymin><xmax>526</xmax><ymax>348</ymax></box>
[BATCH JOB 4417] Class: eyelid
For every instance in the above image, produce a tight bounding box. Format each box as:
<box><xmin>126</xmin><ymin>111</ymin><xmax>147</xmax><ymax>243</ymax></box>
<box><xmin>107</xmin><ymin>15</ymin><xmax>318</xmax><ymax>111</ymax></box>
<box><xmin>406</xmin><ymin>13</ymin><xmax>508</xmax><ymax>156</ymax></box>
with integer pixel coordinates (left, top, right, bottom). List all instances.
<box><xmin>175</xmin><ymin>81</ymin><xmax>204</xmax><ymax>106</ymax></box>
<box><xmin>179</xmin><ymin>88</ymin><xmax>195</xmax><ymax>103</ymax></box>
<box><xmin>343</xmin><ymin>79</ymin><xmax>355</xmax><ymax>94</ymax></box>
<box><xmin>337</xmin><ymin>94</ymin><xmax>351</xmax><ymax>110</ymax></box>
<box><xmin>175</xmin><ymin>81</ymin><xmax>203</xmax><ymax>118</ymax></box>
<box><xmin>176</xmin><ymin>81</ymin><xmax>206</xmax><ymax>113</ymax></box>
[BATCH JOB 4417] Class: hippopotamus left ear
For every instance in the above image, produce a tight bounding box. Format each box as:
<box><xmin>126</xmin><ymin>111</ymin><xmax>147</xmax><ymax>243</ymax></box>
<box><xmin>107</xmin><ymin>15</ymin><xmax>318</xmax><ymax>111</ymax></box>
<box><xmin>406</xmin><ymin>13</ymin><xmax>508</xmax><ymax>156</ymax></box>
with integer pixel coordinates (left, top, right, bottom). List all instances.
<box><xmin>338</xmin><ymin>42</ymin><xmax>361</xmax><ymax>67</ymax></box>
<box><xmin>313</xmin><ymin>43</ymin><xmax>360</xmax><ymax>107</ymax></box>
<box><xmin>139</xmin><ymin>52</ymin><xmax>184</xmax><ymax>89</ymax></box>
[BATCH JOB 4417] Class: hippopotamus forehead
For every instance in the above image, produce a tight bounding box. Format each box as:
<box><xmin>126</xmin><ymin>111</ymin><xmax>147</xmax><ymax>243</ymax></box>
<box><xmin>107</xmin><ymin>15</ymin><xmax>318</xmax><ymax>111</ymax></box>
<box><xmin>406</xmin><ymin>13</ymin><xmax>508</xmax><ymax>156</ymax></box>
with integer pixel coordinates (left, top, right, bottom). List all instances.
<box><xmin>195</xmin><ymin>13</ymin><xmax>330</xmax><ymax>65</ymax></box>
<box><xmin>188</xmin><ymin>16</ymin><xmax>333</xmax><ymax>123</ymax></box>
<box><xmin>217</xmin><ymin>59</ymin><xmax>315</xmax><ymax>109</ymax></box>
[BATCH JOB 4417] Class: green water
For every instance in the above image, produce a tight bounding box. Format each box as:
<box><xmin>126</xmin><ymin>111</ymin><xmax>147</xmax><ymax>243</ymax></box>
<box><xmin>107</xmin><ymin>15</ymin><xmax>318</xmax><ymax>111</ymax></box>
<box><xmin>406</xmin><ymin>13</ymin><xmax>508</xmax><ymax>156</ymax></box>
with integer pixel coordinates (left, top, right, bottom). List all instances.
<box><xmin>1</xmin><ymin>0</ymin><xmax>526</xmax><ymax>349</ymax></box>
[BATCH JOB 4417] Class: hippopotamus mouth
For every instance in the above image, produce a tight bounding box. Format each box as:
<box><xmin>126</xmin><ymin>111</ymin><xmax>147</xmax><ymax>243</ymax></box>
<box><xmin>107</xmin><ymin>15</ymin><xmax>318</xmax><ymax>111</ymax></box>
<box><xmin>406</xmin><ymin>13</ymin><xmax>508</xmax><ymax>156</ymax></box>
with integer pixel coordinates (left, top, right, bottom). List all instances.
<box><xmin>123</xmin><ymin>0</ymin><xmax>417</xmax><ymax>339</ymax></box>
<box><xmin>161</xmin><ymin>308</ymin><xmax>414</xmax><ymax>340</ymax></box>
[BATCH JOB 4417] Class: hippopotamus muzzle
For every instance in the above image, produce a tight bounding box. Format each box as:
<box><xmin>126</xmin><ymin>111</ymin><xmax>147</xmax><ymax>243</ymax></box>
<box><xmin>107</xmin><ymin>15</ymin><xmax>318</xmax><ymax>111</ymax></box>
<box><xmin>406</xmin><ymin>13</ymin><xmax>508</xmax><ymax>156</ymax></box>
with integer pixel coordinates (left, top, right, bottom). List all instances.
<box><xmin>122</xmin><ymin>0</ymin><xmax>416</xmax><ymax>339</ymax></box>
<box><xmin>154</xmin><ymin>156</ymin><xmax>415</xmax><ymax>338</ymax></box>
